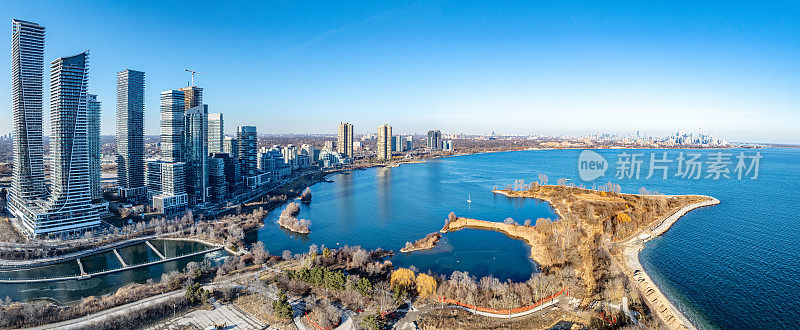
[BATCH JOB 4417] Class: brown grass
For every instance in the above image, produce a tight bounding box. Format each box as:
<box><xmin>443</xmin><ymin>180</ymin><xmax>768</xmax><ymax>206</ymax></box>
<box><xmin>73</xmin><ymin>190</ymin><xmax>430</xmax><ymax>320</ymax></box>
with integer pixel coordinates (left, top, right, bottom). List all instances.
<box><xmin>442</xmin><ymin>185</ymin><xmax>712</xmax><ymax>302</ymax></box>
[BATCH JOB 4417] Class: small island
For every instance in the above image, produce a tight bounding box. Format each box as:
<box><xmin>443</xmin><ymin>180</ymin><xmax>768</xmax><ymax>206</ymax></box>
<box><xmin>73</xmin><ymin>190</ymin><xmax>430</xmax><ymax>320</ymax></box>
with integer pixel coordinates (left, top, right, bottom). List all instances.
<box><xmin>399</xmin><ymin>232</ymin><xmax>441</xmax><ymax>253</ymax></box>
<box><xmin>277</xmin><ymin>202</ymin><xmax>311</xmax><ymax>234</ymax></box>
<box><xmin>300</xmin><ymin>187</ymin><xmax>312</xmax><ymax>204</ymax></box>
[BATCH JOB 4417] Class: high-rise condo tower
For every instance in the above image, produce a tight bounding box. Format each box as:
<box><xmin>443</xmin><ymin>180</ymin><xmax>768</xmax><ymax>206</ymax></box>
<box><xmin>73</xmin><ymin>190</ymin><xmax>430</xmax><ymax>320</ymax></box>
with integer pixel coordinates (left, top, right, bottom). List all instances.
<box><xmin>337</xmin><ymin>122</ymin><xmax>354</xmax><ymax>158</ymax></box>
<box><xmin>116</xmin><ymin>69</ymin><xmax>146</xmax><ymax>201</ymax></box>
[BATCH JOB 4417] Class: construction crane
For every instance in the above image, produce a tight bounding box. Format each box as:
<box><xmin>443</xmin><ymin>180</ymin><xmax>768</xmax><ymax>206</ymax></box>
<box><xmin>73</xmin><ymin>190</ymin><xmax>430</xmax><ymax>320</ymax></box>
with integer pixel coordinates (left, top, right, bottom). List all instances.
<box><xmin>184</xmin><ymin>68</ymin><xmax>206</xmax><ymax>86</ymax></box>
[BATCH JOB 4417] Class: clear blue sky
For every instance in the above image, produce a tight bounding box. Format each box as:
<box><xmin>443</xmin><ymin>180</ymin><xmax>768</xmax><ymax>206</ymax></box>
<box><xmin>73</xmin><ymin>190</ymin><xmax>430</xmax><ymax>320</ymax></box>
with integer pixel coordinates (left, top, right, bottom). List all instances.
<box><xmin>2</xmin><ymin>0</ymin><xmax>799</xmax><ymax>143</ymax></box>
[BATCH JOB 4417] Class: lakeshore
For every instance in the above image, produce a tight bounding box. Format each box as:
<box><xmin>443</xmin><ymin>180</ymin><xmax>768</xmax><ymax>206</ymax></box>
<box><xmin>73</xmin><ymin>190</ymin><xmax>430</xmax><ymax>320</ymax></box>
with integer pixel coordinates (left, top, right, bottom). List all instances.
<box><xmin>2</xmin><ymin>147</ymin><xmax>792</xmax><ymax>328</ymax></box>
<box><xmin>396</xmin><ymin>180</ymin><xmax>717</xmax><ymax>330</ymax></box>
<box><xmin>485</xmin><ymin>186</ymin><xmax>718</xmax><ymax>329</ymax></box>
<box><xmin>617</xmin><ymin>197</ymin><xmax>719</xmax><ymax>330</ymax></box>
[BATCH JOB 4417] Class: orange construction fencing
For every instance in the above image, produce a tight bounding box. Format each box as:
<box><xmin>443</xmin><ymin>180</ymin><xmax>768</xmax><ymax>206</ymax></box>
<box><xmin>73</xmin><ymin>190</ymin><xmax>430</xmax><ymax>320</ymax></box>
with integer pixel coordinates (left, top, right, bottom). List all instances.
<box><xmin>304</xmin><ymin>311</ymin><xmax>340</xmax><ymax>330</ymax></box>
<box><xmin>438</xmin><ymin>287</ymin><xmax>567</xmax><ymax>316</ymax></box>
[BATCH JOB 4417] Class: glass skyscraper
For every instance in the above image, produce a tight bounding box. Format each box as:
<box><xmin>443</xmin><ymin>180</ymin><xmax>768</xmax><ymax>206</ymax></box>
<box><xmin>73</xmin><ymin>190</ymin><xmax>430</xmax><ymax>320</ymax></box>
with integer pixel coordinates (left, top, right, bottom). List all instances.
<box><xmin>10</xmin><ymin>20</ymin><xmax>98</xmax><ymax>237</ymax></box>
<box><xmin>9</xmin><ymin>19</ymin><xmax>47</xmax><ymax>210</ymax></box>
<box><xmin>116</xmin><ymin>69</ymin><xmax>146</xmax><ymax>201</ymax></box>
<box><xmin>87</xmin><ymin>94</ymin><xmax>101</xmax><ymax>201</ymax></box>
<box><xmin>237</xmin><ymin>126</ymin><xmax>258</xmax><ymax>176</ymax></box>
<box><xmin>160</xmin><ymin>90</ymin><xmax>185</xmax><ymax>163</ymax></box>
<box><xmin>44</xmin><ymin>51</ymin><xmax>100</xmax><ymax>234</ymax></box>
<box><xmin>208</xmin><ymin>113</ymin><xmax>224</xmax><ymax>154</ymax></box>
<box><xmin>185</xmin><ymin>105</ymin><xmax>209</xmax><ymax>205</ymax></box>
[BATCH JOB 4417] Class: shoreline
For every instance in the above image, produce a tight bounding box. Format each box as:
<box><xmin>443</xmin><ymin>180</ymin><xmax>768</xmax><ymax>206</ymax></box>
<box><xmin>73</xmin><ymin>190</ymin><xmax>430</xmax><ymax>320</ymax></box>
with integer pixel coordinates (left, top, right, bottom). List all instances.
<box><xmin>492</xmin><ymin>189</ymin><xmax>566</xmax><ymax>219</ymax></box>
<box><xmin>617</xmin><ymin>197</ymin><xmax>719</xmax><ymax>330</ymax></box>
<box><xmin>493</xmin><ymin>187</ymin><xmax>719</xmax><ymax>329</ymax></box>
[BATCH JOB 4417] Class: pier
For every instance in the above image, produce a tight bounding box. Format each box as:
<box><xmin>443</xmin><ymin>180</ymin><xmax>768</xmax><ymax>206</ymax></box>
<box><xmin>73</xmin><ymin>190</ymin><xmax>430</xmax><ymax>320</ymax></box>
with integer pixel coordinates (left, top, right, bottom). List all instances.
<box><xmin>112</xmin><ymin>249</ymin><xmax>128</xmax><ymax>267</ymax></box>
<box><xmin>145</xmin><ymin>241</ymin><xmax>167</xmax><ymax>260</ymax></box>
<box><xmin>76</xmin><ymin>258</ymin><xmax>85</xmax><ymax>275</ymax></box>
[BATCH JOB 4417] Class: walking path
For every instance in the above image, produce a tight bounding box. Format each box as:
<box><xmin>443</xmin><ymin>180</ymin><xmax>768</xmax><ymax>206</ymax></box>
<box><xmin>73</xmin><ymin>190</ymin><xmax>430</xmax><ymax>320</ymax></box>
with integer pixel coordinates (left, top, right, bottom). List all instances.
<box><xmin>27</xmin><ymin>274</ymin><xmax>253</xmax><ymax>329</ymax></box>
<box><xmin>0</xmin><ymin>246</ymin><xmax>222</xmax><ymax>283</ymax></box>
<box><xmin>0</xmin><ymin>237</ymin><xmax>148</xmax><ymax>269</ymax></box>
<box><xmin>112</xmin><ymin>248</ymin><xmax>127</xmax><ymax>267</ymax></box>
<box><xmin>146</xmin><ymin>240</ymin><xmax>167</xmax><ymax>259</ymax></box>
<box><xmin>27</xmin><ymin>288</ymin><xmax>185</xmax><ymax>329</ymax></box>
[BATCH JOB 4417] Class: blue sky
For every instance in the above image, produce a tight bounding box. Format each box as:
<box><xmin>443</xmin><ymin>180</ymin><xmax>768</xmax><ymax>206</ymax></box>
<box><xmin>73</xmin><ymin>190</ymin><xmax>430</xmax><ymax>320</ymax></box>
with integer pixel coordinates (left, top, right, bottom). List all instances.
<box><xmin>1</xmin><ymin>0</ymin><xmax>799</xmax><ymax>143</ymax></box>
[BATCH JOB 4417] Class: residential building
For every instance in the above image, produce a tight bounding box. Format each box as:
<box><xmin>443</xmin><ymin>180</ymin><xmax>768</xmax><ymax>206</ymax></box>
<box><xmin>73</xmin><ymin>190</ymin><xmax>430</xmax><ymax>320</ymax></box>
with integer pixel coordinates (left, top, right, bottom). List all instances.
<box><xmin>427</xmin><ymin>130</ymin><xmax>442</xmax><ymax>151</ymax></box>
<box><xmin>282</xmin><ymin>145</ymin><xmax>299</xmax><ymax>169</ymax></box>
<box><xmin>185</xmin><ymin>105</ymin><xmax>208</xmax><ymax>205</ymax></box>
<box><xmin>179</xmin><ymin>86</ymin><xmax>202</xmax><ymax>111</ymax></box>
<box><xmin>160</xmin><ymin>90</ymin><xmax>185</xmax><ymax>163</ymax></box>
<box><xmin>208</xmin><ymin>157</ymin><xmax>227</xmax><ymax>203</ymax></box>
<box><xmin>145</xmin><ymin>160</ymin><xmax>163</xmax><ymax>199</ymax></box>
<box><xmin>301</xmin><ymin>144</ymin><xmax>318</xmax><ymax>163</ymax></box>
<box><xmin>337</xmin><ymin>122</ymin><xmax>354</xmax><ymax>158</ymax></box>
<box><xmin>237</xmin><ymin>126</ymin><xmax>258</xmax><ymax>176</ymax></box>
<box><xmin>258</xmin><ymin>152</ymin><xmax>278</xmax><ymax>172</ymax></box>
<box><xmin>43</xmin><ymin>51</ymin><xmax>100</xmax><ymax>235</ymax></box>
<box><xmin>298</xmin><ymin>154</ymin><xmax>311</xmax><ymax>168</ymax></box>
<box><xmin>115</xmin><ymin>69</ymin><xmax>146</xmax><ymax>201</ymax></box>
<box><xmin>324</xmin><ymin>140</ymin><xmax>335</xmax><ymax>150</ymax></box>
<box><xmin>392</xmin><ymin>135</ymin><xmax>403</xmax><ymax>152</ymax></box>
<box><xmin>150</xmin><ymin>91</ymin><xmax>189</xmax><ymax>214</ymax></box>
<box><xmin>9</xmin><ymin>19</ymin><xmax>48</xmax><ymax>235</ymax></box>
<box><xmin>223</xmin><ymin>136</ymin><xmax>239</xmax><ymax>158</ymax></box>
<box><xmin>319</xmin><ymin>150</ymin><xmax>346</xmax><ymax>168</ymax></box>
<box><xmin>442</xmin><ymin>140</ymin><xmax>453</xmax><ymax>151</ymax></box>
<box><xmin>405</xmin><ymin>136</ymin><xmax>413</xmax><ymax>151</ymax></box>
<box><xmin>152</xmin><ymin>161</ymin><xmax>188</xmax><ymax>214</ymax></box>
<box><xmin>208</xmin><ymin>113</ymin><xmax>223</xmax><ymax>154</ymax></box>
<box><xmin>87</xmin><ymin>94</ymin><xmax>101</xmax><ymax>201</ymax></box>
<box><xmin>211</xmin><ymin>153</ymin><xmax>240</xmax><ymax>196</ymax></box>
<box><xmin>377</xmin><ymin>124</ymin><xmax>392</xmax><ymax>161</ymax></box>
<box><xmin>223</xmin><ymin>136</ymin><xmax>241</xmax><ymax>183</ymax></box>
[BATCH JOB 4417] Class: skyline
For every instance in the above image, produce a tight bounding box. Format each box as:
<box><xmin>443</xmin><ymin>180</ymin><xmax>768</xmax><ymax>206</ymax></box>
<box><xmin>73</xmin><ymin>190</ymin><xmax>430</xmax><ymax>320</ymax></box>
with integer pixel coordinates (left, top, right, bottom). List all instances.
<box><xmin>1</xmin><ymin>1</ymin><xmax>799</xmax><ymax>143</ymax></box>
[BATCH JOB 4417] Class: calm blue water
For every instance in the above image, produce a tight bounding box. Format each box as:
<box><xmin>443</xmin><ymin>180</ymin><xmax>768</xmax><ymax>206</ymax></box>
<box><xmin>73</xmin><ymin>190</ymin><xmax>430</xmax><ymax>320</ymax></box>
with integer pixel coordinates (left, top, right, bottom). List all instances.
<box><xmin>249</xmin><ymin>156</ymin><xmax>557</xmax><ymax>281</ymax></box>
<box><xmin>252</xmin><ymin>148</ymin><xmax>799</xmax><ymax>329</ymax></box>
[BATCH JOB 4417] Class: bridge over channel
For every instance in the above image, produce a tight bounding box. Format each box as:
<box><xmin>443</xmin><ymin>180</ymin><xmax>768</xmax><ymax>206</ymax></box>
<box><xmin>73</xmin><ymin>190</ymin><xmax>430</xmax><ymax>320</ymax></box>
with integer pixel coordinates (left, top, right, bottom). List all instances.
<box><xmin>0</xmin><ymin>240</ymin><xmax>223</xmax><ymax>284</ymax></box>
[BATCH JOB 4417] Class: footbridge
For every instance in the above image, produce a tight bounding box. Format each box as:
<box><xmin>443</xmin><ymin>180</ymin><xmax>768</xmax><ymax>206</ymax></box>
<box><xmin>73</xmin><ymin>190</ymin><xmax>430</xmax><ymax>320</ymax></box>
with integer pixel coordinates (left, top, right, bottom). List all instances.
<box><xmin>0</xmin><ymin>240</ymin><xmax>223</xmax><ymax>284</ymax></box>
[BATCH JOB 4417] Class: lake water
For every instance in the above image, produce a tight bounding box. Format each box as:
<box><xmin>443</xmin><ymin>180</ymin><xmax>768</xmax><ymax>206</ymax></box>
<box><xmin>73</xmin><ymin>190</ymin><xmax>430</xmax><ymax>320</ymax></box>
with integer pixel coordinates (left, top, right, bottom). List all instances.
<box><xmin>251</xmin><ymin>148</ymin><xmax>799</xmax><ymax>329</ymax></box>
<box><xmin>248</xmin><ymin>155</ymin><xmax>558</xmax><ymax>282</ymax></box>
<box><xmin>2</xmin><ymin>148</ymin><xmax>797</xmax><ymax>329</ymax></box>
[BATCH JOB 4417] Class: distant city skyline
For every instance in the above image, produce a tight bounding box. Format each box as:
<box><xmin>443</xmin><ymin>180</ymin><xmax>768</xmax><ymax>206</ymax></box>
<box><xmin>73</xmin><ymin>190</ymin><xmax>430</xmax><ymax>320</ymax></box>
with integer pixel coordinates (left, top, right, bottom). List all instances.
<box><xmin>1</xmin><ymin>1</ymin><xmax>799</xmax><ymax>144</ymax></box>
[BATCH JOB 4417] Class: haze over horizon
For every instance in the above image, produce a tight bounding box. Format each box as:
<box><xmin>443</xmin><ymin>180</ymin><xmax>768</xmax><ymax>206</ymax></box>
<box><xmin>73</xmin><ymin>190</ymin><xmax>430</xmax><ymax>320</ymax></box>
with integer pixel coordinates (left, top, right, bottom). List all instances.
<box><xmin>1</xmin><ymin>1</ymin><xmax>798</xmax><ymax>144</ymax></box>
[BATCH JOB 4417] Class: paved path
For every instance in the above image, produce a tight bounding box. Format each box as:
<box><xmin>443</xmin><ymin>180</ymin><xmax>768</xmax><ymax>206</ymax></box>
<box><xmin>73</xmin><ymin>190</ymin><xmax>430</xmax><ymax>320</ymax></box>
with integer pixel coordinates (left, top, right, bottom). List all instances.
<box><xmin>0</xmin><ymin>246</ymin><xmax>222</xmax><ymax>283</ymax></box>
<box><xmin>146</xmin><ymin>240</ymin><xmax>167</xmax><ymax>259</ymax></box>
<box><xmin>27</xmin><ymin>275</ymin><xmax>252</xmax><ymax>329</ymax></box>
<box><xmin>27</xmin><ymin>288</ymin><xmax>185</xmax><ymax>329</ymax></box>
<box><xmin>146</xmin><ymin>302</ymin><xmax>266</xmax><ymax>330</ymax></box>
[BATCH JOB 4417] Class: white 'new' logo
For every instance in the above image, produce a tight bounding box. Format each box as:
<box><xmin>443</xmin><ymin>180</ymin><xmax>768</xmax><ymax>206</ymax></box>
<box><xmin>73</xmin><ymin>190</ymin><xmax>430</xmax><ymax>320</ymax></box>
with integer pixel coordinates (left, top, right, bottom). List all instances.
<box><xmin>578</xmin><ymin>150</ymin><xmax>608</xmax><ymax>181</ymax></box>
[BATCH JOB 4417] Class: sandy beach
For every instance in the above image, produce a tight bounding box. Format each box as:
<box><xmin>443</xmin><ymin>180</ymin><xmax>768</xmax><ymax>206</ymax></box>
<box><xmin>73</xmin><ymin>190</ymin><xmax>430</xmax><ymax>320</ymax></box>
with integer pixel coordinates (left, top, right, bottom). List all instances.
<box><xmin>616</xmin><ymin>197</ymin><xmax>720</xmax><ymax>330</ymax></box>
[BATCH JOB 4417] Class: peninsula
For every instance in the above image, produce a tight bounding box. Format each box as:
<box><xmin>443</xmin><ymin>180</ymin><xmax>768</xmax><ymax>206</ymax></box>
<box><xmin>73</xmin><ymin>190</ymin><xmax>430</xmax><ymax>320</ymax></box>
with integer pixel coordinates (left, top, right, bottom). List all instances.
<box><xmin>406</xmin><ymin>183</ymin><xmax>717</xmax><ymax>329</ymax></box>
